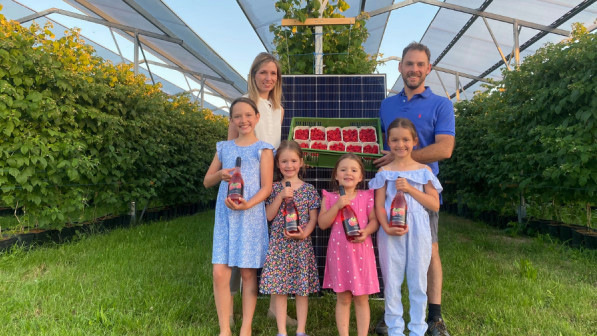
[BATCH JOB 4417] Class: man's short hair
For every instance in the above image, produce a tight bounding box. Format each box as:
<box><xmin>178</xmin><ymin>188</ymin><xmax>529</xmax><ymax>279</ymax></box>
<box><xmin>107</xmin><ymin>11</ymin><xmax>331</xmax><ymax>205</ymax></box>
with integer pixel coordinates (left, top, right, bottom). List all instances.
<box><xmin>402</xmin><ymin>42</ymin><xmax>431</xmax><ymax>63</ymax></box>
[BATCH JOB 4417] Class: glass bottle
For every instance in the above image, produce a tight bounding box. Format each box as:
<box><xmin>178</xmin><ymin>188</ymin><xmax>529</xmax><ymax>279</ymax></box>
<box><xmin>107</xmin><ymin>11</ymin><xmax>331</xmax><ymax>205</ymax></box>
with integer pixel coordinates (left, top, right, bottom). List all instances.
<box><xmin>283</xmin><ymin>181</ymin><xmax>299</xmax><ymax>233</ymax></box>
<box><xmin>227</xmin><ymin>157</ymin><xmax>243</xmax><ymax>204</ymax></box>
<box><xmin>389</xmin><ymin>190</ymin><xmax>407</xmax><ymax>228</ymax></box>
<box><xmin>339</xmin><ymin>186</ymin><xmax>361</xmax><ymax>241</ymax></box>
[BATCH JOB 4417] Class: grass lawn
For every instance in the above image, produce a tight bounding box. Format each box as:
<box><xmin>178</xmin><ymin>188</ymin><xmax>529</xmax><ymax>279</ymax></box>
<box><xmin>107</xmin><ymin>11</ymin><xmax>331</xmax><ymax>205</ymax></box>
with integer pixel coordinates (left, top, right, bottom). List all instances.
<box><xmin>0</xmin><ymin>211</ymin><xmax>595</xmax><ymax>335</ymax></box>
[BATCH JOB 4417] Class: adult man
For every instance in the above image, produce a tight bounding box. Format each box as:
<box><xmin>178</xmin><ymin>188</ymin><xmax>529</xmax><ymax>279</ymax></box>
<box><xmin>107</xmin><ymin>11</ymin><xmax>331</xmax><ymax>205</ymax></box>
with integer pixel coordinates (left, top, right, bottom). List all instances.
<box><xmin>374</xmin><ymin>42</ymin><xmax>455</xmax><ymax>336</ymax></box>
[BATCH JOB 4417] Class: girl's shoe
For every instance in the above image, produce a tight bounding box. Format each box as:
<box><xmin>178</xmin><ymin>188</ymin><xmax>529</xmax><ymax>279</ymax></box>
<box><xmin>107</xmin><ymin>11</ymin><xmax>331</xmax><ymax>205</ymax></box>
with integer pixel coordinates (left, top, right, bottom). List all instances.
<box><xmin>296</xmin><ymin>333</ymin><xmax>309</xmax><ymax>336</ymax></box>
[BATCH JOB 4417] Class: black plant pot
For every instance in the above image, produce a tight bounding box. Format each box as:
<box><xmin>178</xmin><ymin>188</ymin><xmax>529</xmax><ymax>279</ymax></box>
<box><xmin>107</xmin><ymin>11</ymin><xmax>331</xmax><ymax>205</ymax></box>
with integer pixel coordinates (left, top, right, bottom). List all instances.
<box><xmin>558</xmin><ymin>224</ymin><xmax>573</xmax><ymax>244</ymax></box>
<box><xmin>547</xmin><ymin>223</ymin><xmax>560</xmax><ymax>239</ymax></box>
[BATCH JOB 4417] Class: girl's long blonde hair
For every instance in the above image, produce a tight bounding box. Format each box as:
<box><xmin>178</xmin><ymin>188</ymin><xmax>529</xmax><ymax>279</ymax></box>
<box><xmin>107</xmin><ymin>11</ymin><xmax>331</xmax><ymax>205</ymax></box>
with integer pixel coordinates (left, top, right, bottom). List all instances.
<box><xmin>247</xmin><ymin>52</ymin><xmax>283</xmax><ymax>110</ymax></box>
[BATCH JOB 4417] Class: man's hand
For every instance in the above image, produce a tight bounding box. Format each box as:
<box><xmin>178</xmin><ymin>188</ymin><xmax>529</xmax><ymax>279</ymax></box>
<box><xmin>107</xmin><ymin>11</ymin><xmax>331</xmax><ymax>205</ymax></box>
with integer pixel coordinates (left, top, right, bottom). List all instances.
<box><xmin>374</xmin><ymin>150</ymin><xmax>394</xmax><ymax>168</ymax></box>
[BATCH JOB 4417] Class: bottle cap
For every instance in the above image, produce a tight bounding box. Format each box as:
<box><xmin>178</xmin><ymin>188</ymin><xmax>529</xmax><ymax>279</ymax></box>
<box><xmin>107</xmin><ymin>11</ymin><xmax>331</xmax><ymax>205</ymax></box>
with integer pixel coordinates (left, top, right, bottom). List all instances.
<box><xmin>235</xmin><ymin>157</ymin><xmax>241</xmax><ymax>167</ymax></box>
<box><xmin>285</xmin><ymin>181</ymin><xmax>291</xmax><ymax>187</ymax></box>
<box><xmin>339</xmin><ymin>185</ymin><xmax>345</xmax><ymax>196</ymax></box>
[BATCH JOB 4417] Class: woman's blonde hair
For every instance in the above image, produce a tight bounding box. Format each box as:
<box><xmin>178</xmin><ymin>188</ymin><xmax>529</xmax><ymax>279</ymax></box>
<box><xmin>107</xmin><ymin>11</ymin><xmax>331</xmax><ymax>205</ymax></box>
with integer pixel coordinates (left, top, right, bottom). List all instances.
<box><xmin>247</xmin><ymin>52</ymin><xmax>283</xmax><ymax>110</ymax></box>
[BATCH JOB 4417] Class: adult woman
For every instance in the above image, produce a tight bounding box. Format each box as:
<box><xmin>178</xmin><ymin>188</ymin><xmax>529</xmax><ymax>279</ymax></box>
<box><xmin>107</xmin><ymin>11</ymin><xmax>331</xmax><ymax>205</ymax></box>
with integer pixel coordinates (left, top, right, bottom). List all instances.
<box><xmin>228</xmin><ymin>52</ymin><xmax>284</xmax><ymax>148</ymax></box>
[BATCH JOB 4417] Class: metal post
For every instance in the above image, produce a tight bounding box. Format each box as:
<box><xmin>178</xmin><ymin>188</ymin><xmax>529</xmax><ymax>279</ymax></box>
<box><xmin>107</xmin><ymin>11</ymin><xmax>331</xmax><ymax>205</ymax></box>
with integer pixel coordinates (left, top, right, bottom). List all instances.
<box><xmin>130</xmin><ymin>201</ymin><xmax>136</xmax><ymax>225</ymax></box>
<box><xmin>482</xmin><ymin>17</ymin><xmax>511</xmax><ymax>71</ymax></box>
<box><xmin>200</xmin><ymin>78</ymin><xmax>206</xmax><ymax>109</ymax></box>
<box><xmin>133</xmin><ymin>33</ymin><xmax>139</xmax><ymax>75</ymax></box>
<box><xmin>434</xmin><ymin>69</ymin><xmax>450</xmax><ymax>98</ymax></box>
<box><xmin>513</xmin><ymin>19</ymin><xmax>520</xmax><ymax>67</ymax></box>
<box><xmin>455</xmin><ymin>72</ymin><xmax>461</xmax><ymax>101</ymax></box>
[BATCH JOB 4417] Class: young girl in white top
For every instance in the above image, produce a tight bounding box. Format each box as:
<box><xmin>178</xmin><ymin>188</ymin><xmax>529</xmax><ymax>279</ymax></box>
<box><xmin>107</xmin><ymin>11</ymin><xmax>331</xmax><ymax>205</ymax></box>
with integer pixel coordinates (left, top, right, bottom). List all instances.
<box><xmin>369</xmin><ymin>118</ymin><xmax>442</xmax><ymax>336</ymax></box>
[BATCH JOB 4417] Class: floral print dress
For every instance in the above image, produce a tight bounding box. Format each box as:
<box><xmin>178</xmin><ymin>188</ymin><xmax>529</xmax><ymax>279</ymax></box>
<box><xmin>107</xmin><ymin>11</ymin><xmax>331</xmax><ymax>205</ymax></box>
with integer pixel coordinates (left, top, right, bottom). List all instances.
<box><xmin>259</xmin><ymin>182</ymin><xmax>321</xmax><ymax>296</ymax></box>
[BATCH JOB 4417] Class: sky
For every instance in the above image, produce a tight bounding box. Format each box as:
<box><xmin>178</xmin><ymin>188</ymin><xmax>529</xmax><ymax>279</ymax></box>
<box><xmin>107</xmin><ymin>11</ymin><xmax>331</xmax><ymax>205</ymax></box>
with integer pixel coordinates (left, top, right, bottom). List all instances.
<box><xmin>1</xmin><ymin>0</ymin><xmax>439</xmax><ymax>111</ymax></box>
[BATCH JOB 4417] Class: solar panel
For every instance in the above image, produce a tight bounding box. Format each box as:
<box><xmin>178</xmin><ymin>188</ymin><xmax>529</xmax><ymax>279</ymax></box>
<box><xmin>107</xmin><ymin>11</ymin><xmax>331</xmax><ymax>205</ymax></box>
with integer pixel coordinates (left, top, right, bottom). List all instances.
<box><xmin>281</xmin><ymin>74</ymin><xmax>387</xmax><ymax>295</ymax></box>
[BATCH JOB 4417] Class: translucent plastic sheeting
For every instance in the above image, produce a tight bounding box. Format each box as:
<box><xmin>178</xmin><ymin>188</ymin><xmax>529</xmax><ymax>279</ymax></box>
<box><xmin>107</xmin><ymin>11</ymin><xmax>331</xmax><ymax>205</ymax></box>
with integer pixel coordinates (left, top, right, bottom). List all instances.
<box><xmin>237</xmin><ymin>0</ymin><xmax>394</xmax><ymax>56</ymax></box>
<box><xmin>65</xmin><ymin>0</ymin><xmax>248</xmax><ymax>102</ymax></box>
<box><xmin>1</xmin><ymin>0</ymin><xmax>227</xmax><ymax>113</ymax></box>
<box><xmin>391</xmin><ymin>0</ymin><xmax>597</xmax><ymax>101</ymax></box>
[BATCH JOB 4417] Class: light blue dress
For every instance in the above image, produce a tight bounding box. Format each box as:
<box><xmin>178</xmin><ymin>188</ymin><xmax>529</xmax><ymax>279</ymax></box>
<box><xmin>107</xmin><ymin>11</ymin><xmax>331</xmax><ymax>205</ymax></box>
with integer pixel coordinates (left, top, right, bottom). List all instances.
<box><xmin>369</xmin><ymin>168</ymin><xmax>442</xmax><ymax>336</ymax></box>
<box><xmin>212</xmin><ymin>140</ymin><xmax>273</xmax><ymax>268</ymax></box>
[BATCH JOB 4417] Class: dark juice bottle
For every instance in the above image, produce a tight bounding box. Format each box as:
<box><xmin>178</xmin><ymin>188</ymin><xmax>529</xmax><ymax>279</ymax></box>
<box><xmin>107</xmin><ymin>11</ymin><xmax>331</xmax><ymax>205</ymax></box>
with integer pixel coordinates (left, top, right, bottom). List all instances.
<box><xmin>339</xmin><ymin>186</ymin><xmax>361</xmax><ymax>241</ymax></box>
<box><xmin>283</xmin><ymin>181</ymin><xmax>299</xmax><ymax>234</ymax></box>
<box><xmin>389</xmin><ymin>190</ymin><xmax>407</xmax><ymax>228</ymax></box>
<box><xmin>227</xmin><ymin>157</ymin><xmax>243</xmax><ymax>204</ymax></box>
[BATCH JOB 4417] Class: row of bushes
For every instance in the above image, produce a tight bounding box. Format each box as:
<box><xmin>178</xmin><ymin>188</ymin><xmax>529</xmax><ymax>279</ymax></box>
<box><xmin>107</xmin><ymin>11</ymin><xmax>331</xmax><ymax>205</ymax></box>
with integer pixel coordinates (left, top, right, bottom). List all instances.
<box><xmin>0</xmin><ymin>14</ymin><xmax>227</xmax><ymax>229</ymax></box>
<box><xmin>440</xmin><ymin>27</ymin><xmax>596</xmax><ymax>227</ymax></box>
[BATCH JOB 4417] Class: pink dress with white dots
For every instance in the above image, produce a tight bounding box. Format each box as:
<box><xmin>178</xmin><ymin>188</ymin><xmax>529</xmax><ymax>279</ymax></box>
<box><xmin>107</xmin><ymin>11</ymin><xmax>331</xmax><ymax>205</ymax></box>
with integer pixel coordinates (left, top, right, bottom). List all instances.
<box><xmin>322</xmin><ymin>189</ymin><xmax>379</xmax><ymax>296</ymax></box>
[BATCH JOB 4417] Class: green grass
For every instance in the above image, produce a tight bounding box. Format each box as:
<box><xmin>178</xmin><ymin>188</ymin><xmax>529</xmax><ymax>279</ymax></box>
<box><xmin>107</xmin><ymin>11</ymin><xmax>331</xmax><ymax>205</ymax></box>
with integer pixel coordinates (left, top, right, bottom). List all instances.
<box><xmin>0</xmin><ymin>212</ymin><xmax>596</xmax><ymax>335</ymax></box>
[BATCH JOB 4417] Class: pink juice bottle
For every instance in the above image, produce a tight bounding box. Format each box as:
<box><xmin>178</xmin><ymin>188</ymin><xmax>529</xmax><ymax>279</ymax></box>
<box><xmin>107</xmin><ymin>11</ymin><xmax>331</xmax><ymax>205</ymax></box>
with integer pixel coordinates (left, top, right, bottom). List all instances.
<box><xmin>283</xmin><ymin>181</ymin><xmax>299</xmax><ymax>234</ymax></box>
<box><xmin>389</xmin><ymin>190</ymin><xmax>407</xmax><ymax>228</ymax></box>
<box><xmin>338</xmin><ymin>186</ymin><xmax>361</xmax><ymax>241</ymax></box>
<box><xmin>227</xmin><ymin>157</ymin><xmax>243</xmax><ymax>204</ymax></box>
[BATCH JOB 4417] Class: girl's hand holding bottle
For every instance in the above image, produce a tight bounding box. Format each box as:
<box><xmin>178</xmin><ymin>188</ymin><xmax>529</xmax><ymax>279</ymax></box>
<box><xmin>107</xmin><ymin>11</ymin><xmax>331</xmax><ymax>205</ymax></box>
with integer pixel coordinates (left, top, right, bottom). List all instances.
<box><xmin>335</xmin><ymin>192</ymin><xmax>352</xmax><ymax>212</ymax></box>
<box><xmin>225</xmin><ymin>196</ymin><xmax>248</xmax><ymax>210</ymax></box>
<box><xmin>283</xmin><ymin>226</ymin><xmax>307</xmax><ymax>240</ymax></box>
<box><xmin>278</xmin><ymin>183</ymin><xmax>294</xmax><ymax>201</ymax></box>
<box><xmin>395</xmin><ymin>177</ymin><xmax>413</xmax><ymax>193</ymax></box>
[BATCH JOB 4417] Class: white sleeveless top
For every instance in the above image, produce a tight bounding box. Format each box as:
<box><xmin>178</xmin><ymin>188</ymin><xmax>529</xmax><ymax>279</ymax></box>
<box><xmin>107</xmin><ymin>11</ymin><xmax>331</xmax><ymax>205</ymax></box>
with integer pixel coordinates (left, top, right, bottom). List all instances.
<box><xmin>253</xmin><ymin>96</ymin><xmax>282</xmax><ymax>148</ymax></box>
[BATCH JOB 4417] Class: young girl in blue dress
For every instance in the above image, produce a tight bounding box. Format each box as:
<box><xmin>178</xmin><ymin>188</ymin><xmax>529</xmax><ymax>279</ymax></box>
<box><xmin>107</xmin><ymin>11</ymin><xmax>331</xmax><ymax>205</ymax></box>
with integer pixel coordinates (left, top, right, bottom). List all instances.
<box><xmin>259</xmin><ymin>140</ymin><xmax>320</xmax><ymax>336</ymax></box>
<box><xmin>203</xmin><ymin>97</ymin><xmax>274</xmax><ymax>336</ymax></box>
<box><xmin>369</xmin><ymin>118</ymin><xmax>442</xmax><ymax>336</ymax></box>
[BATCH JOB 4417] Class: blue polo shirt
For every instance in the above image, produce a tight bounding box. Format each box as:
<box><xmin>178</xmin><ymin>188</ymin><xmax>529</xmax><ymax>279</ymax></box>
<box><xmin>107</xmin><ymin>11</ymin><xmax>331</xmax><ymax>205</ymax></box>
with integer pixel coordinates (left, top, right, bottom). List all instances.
<box><xmin>379</xmin><ymin>86</ymin><xmax>455</xmax><ymax>176</ymax></box>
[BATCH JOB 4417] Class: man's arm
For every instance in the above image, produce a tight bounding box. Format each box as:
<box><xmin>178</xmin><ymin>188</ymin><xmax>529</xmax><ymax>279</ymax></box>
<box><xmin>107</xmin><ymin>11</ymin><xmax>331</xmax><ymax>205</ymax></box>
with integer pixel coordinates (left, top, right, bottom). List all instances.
<box><xmin>411</xmin><ymin>134</ymin><xmax>454</xmax><ymax>164</ymax></box>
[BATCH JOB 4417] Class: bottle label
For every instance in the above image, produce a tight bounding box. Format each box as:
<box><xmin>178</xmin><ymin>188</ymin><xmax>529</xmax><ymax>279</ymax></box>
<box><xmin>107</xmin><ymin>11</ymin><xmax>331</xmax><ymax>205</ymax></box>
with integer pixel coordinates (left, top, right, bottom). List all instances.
<box><xmin>228</xmin><ymin>182</ymin><xmax>242</xmax><ymax>196</ymax></box>
<box><xmin>343</xmin><ymin>216</ymin><xmax>360</xmax><ymax>236</ymax></box>
<box><xmin>390</xmin><ymin>207</ymin><xmax>406</xmax><ymax>226</ymax></box>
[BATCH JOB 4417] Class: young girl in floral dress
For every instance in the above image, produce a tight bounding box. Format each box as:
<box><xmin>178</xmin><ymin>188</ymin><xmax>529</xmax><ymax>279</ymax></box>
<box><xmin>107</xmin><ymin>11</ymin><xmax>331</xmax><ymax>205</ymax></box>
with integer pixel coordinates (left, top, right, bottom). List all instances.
<box><xmin>260</xmin><ymin>140</ymin><xmax>320</xmax><ymax>336</ymax></box>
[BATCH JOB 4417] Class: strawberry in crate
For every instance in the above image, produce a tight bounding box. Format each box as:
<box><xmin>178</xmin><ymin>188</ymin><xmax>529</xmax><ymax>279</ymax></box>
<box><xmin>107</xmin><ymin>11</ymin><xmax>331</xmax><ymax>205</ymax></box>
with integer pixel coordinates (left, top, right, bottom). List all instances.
<box><xmin>293</xmin><ymin>126</ymin><xmax>310</xmax><ymax>141</ymax></box>
<box><xmin>342</xmin><ymin>127</ymin><xmax>358</xmax><ymax>142</ymax></box>
<box><xmin>326</xmin><ymin>127</ymin><xmax>342</xmax><ymax>142</ymax></box>
<box><xmin>362</xmin><ymin>142</ymin><xmax>379</xmax><ymax>154</ymax></box>
<box><xmin>310</xmin><ymin>140</ymin><xmax>327</xmax><ymax>150</ymax></box>
<box><xmin>310</xmin><ymin>126</ymin><xmax>326</xmax><ymax>141</ymax></box>
<box><xmin>327</xmin><ymin>141</ymin><xmax>345</xmax><ymax>152</ymax></box>
<box><xmin>345</xmin><ymin>142</ymin><xmax>363</xmax><ymax>153</ymax></box>
<box><xmin>296</xmin><ymin>140</ymin><xmax>310</xmax><ymax>149</ymax></box>
<box><xmin>359</xmin><ymin>126</ymin><xmax>377</xmax><ymax>143</ymax></box>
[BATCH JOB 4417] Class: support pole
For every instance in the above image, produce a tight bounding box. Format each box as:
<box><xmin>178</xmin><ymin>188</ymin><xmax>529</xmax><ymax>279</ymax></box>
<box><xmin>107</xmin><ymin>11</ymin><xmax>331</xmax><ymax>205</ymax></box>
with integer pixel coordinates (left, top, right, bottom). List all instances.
<box><xmin>513</xmin><ymin>20</ymin><xmax>520</xmax><ymax>67</ymax></box>
<box><xmin>482</xmin><ymin>17</ymin><xmax>511</xmax><ymax>71</ymax></box>
<box><xmin>133</xmin><ymin>33</ymin><xmax>139</xmax><ymax>75</ymax></box>
<box><xmin>314</xmin><ymin>0</ymin><xmax>328</xmax><ymax>74</ymax></box>
<box><xmin>455</xmin><ymin>72</ymin><xmax>461</xmax><ymax>101</ymax></box>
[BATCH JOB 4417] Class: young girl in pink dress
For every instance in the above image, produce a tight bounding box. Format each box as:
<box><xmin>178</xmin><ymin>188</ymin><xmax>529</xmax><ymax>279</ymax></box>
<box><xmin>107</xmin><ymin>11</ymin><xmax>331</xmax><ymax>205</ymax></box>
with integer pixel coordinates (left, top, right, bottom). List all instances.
<box><xmin>318</xmin><ymin>153</ymin><xmax>379</xmax><ymax>336</ymax></box>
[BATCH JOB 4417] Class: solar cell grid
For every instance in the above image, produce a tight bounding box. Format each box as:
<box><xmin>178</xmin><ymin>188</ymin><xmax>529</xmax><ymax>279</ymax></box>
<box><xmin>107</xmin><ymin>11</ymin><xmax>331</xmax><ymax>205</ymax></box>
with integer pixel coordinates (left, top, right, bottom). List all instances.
<box><xmin>281</xmin><ymin>74</ymin><xmax>387</xmax><ymax>295</ymax></box>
